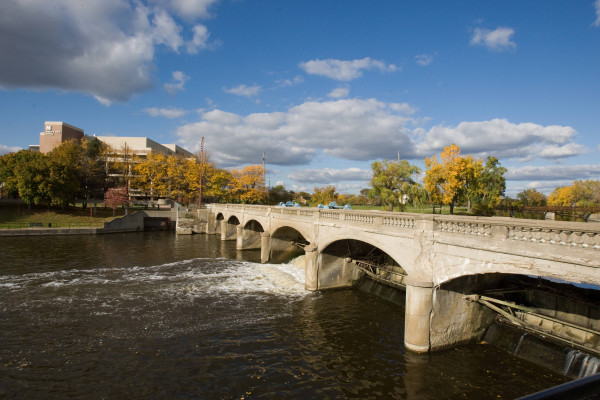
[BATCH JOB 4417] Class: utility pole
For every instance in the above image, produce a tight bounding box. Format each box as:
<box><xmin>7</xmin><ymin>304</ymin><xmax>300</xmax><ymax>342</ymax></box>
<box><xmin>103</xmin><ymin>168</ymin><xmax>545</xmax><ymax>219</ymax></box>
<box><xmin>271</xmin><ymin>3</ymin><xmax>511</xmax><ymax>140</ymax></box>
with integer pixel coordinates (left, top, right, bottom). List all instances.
<box><xmin>262</xmin><ymin>151</ymin><xmax>266</xmax><ymax>187</ymax></box>
<box><xmin>198</xmin><ymin>136</ymin><xmax>204</xmax><ymax>207</ymax></box>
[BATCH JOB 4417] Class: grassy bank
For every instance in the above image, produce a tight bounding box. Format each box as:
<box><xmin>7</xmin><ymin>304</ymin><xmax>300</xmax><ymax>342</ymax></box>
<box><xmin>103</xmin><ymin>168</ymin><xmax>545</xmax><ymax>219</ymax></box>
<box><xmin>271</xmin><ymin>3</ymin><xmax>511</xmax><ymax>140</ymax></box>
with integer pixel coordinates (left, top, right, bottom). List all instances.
<box><xmin>0</xmin><ymin>201</ymin><xmax>121</xmax><ymax>229</ymax></box>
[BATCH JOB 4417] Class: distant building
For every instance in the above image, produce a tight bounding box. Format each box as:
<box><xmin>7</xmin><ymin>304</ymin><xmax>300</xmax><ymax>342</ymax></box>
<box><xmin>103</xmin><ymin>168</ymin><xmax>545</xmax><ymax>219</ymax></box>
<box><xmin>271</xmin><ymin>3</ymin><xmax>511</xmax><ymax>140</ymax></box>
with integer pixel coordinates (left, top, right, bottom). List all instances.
<box><xmin>94</xmin><ymin>136</ymin><xmax>193</xmax><ymax>158</ymax></box>
<box><xmin>39</xmin><ymin>121</ymin><xmax>84</xmax><ymax>153</ymax></box>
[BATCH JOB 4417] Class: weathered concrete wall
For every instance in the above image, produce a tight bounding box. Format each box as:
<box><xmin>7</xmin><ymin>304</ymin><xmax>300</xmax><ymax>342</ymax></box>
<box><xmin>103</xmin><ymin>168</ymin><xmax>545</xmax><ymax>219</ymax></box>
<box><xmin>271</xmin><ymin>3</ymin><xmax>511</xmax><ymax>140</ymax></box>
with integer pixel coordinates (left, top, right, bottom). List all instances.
<box><xmin>103</xmin><ymin>209</ymin><xmax>176</xmax><ymax>233</ymax></box>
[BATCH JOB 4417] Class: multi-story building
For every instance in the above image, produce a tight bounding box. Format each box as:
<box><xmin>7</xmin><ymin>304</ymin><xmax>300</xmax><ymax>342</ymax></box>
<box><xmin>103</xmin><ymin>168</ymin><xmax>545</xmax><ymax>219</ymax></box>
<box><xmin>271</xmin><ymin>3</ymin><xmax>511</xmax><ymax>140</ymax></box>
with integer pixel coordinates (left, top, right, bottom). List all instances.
<box><xmin>39</xmin><ymin>121</ymin><xmax>85</xmax><ymax>153</ymax></box>
<box><xmin>94</xmin><ymin>136</ymin><xmax>193</xmax><ymax>158</ymax></box>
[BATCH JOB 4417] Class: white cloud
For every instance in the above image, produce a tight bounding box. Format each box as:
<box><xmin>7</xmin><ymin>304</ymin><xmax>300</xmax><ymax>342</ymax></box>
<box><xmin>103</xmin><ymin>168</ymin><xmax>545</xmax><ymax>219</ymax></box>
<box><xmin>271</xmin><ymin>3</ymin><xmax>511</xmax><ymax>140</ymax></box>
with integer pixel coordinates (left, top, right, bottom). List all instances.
<box><xmin>0</xmin><ymin>0</ymin><xmax>218</xmax><ymax>104</ymax></box>
<box><xmin>0</xmin><ymin>144</ymin><xmax>22</xmax><ymax>155</ymax></box>
<box><xmin>152</xmin><ymin>9</ymin><xmax>183</xmax><ymax>52</ymax></box>
<box><xmin>223</xmin><ymin>84</ymin><xmax>262</xmax><ymax>97</ymax></box>
<box><xmin>470</xmin><ymin>27</ymin><xmax>516</xmax><ymax>51</ymax></box>
<box><xmin>594</xmin><ymin>0</ymin><xmax>600</xmax><ymax>27</ymax></box>
<box><xmin>327</xmin><ymin>87</ymin><xmax>350</xmax><ymax>99</ymax></box>
<box><xmin>276</xmin><ymin>76</ymin><xmax>304</xmax><ymax>87</ymax></box>
<box><xmin>506</xmin><ymin>164</ymin><xmax>600</xmax><ymax>181</ymax></box>
<box><xmin>416</xmin><ymin>118</ymin><xmax>585</xmax><ymax>161</ymax></box>
<box><xmin>149</xmin><ymin>0</ymin><xmax>218</xmax><ymax>20</ymax></box>
<box><xmin>144</xmin><ymin>107</ymin><xmax>188</xmax><ymax>118</ymax></box>
<box><xmin>164</xmin><ymin>71</ymin><xmax>189</xmax><ymax>95</ymax></box>
<box><xmin>299</xmin><ymin>57</ymin><xmax>399</xmax><ymax>81</ymax></box>
<box><xmin>415</xmin><ymin>53</ymin><xmax>435</xmax><ymax>66</ymax></box>
<box><xmin>288</xmin><ymin>168</ymin><xmax>371</xmax><ymax>184</ymax></box>
<box><xmin>186</xmin><ymin>24</ymin><xmax>211</xmax><ymax>53</ymax></box>
<box><xmin>174</xmin><ymin>98</ymin><xmax>419</xmax><ymax>166</ymax></box>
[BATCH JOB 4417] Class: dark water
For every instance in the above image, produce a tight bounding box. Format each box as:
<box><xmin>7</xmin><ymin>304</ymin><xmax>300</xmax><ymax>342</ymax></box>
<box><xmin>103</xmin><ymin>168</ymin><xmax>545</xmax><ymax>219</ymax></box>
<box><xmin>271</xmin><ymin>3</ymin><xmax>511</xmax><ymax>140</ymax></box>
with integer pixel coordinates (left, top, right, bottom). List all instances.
<box><xmin>0</xmin><ymin>232</ymin><xmax>566</xmax><ymax>399</ymax></box>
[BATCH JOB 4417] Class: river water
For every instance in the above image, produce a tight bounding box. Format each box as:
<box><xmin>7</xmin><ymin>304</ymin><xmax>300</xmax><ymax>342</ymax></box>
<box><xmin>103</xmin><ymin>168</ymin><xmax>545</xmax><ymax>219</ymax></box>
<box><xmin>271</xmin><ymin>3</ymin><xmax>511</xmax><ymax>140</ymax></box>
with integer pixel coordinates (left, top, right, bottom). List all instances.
<box><xmin>0</xmin><ymin>232</ymin><xmax>567</xmax><ymax>399</ymax></box>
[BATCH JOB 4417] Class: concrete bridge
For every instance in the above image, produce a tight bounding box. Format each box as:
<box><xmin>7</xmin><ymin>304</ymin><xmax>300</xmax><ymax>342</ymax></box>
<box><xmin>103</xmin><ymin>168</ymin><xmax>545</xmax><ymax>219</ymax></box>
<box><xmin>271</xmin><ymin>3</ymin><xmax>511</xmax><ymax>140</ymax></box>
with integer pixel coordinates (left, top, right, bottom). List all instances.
<box><xmin>204</xmin><ymin>204</ymin><xmax>600</xmax><ymax>354</ymax></box>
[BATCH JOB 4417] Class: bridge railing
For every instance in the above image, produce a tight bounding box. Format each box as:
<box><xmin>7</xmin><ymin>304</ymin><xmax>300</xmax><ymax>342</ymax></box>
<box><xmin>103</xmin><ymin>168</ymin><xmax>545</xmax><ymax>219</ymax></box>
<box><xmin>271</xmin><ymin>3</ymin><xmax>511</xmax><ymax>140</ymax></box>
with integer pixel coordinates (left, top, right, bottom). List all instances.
<box><xmin>210</xmin><ymin>204</ymin><xmax>600</xmax><ymax>250</ymax></box>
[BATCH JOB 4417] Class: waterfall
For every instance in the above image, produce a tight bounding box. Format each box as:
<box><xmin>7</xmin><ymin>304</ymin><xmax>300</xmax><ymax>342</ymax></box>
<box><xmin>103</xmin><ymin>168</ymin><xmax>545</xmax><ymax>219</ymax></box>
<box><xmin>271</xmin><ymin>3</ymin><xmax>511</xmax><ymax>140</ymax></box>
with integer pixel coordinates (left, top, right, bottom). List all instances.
<box><xmin>562</xmin><ymin>349</ymin><xmax>600</xmax><ymax>378</ymax></box>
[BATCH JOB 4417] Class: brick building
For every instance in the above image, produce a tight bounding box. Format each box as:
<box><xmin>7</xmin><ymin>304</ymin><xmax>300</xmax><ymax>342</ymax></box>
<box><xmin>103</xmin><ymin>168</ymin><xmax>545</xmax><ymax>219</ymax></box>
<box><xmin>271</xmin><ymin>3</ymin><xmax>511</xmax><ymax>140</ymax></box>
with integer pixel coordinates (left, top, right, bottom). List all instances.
<box><xmin>39</xmin><ymin>121</ymin><xmax>84</xmax><ymax>153</ymax></box>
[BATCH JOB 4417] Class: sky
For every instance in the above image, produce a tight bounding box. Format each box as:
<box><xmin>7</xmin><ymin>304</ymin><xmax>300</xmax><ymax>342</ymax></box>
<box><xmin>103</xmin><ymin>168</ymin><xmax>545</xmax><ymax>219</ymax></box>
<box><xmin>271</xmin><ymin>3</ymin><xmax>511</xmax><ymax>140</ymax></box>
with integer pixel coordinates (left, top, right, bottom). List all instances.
<box><xmin>1</xmin><ymin>0</ymin><xmax>599</xmax><ymax>197</ymax></box>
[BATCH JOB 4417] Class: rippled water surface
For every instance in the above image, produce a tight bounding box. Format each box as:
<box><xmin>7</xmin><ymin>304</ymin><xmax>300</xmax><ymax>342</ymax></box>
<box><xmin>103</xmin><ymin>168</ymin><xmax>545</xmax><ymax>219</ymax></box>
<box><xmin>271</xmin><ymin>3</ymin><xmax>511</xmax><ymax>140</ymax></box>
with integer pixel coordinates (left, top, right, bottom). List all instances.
<box><xmin>0</xmin><ymin>232</ymin><xmax>566</xmax><ymax>399</ymax></box>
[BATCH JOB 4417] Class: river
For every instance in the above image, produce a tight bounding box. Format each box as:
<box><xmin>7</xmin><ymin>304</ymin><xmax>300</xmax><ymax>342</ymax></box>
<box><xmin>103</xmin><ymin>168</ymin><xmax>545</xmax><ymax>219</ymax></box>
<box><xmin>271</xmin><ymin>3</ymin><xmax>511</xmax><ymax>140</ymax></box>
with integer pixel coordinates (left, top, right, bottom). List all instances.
<box><xmin>0</xmin><ymin>232</ymin><xmax>567</xmax><ymax>399</ymax></box>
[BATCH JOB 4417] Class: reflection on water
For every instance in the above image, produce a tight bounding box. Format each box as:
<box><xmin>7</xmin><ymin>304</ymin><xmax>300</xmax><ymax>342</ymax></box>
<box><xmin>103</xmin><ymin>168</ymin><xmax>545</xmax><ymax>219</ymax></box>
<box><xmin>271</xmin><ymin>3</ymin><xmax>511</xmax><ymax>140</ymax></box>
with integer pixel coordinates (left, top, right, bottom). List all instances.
<box><xmin>0</xmin><ymin>232</ymin><xmax>566</xmax><ymax>399</ymax></box>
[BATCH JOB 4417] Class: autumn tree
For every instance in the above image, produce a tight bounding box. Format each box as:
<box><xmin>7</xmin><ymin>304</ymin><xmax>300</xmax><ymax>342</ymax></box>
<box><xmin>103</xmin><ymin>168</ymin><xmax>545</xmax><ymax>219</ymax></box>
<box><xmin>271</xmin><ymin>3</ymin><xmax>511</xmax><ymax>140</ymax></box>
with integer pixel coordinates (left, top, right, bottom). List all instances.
<box><xmin>548</xmin><ymin>180</ymin><xmax>600</xmax><ymax>207</ymax></box>
<box><xmin>310</xmin><ymin>185</ymin><xmax>338</xmax><ymax>207</ymax></box>
<box><xmin>231</xmin><ymin>164</ymin><xmax>266</xmax><ymax>204</ymax></box>
<box><xmin>104</xmin><ymin>186</ymin><xmax>129</xmax><ymax>217</ymax></box>
<box><xmin>369</xmin><ymin>159</ymin><xmax>423</xmax><ymax>211</ymax></box>
<box><xmin>424</xmin><ymin>144</ymin><xmax>483</xmax><ymax>214</ymax></box>
<box><xmin>204</xmin><ymin>166</ymin><xmax>233</xmax><ymax>203</ymax></box>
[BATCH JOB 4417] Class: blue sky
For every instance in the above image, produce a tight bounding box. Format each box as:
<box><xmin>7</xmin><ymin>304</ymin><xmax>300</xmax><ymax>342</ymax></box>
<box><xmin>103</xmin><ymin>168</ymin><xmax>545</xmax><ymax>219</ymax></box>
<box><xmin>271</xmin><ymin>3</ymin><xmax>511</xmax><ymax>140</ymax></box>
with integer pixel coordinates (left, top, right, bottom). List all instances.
<box><xmin>1</xmin><ymin>0</ymin><xmax>599</xmax><ymax>196</ymax></box>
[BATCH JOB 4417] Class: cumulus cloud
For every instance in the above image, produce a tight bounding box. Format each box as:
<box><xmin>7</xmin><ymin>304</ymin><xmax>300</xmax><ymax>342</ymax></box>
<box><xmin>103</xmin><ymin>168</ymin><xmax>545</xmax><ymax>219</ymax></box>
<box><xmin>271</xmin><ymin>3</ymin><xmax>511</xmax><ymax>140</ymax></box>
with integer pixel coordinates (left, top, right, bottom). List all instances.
<box><xmin>164</xmin><ymin>71</ymin><xmax>189</xmax><ymax>95</ymax></box>
<box><xmin>299</xmin><ymin>57</ymin><xmax>399</xmax><ymax>81</ymax></box>
<box><xmin>506</xmin><ymin>164</ymin><xmax>600</xmax><ymax>181</ymax></box>
<box><xmin>0</xmin><ymin>0</ymin><xmax>216</xmax><ymax>104</ymax></box>
<box><xmin>416</xmin><ymin>118</ymin><xmax>585</xmax><ymax>161</ymax></box>
<box><xmin>594</xmin><ymin>0</ymin><xmax>600</xmax><ymax>27</ymax></box>
<box><xmin>288</xmin><ymin>168</ymin><xmax>371</xmax><ymax>184</ymax></box>
<box><xmin>327</xmin><ymin>87</ymin><xmax>350</xmax><ymax>99</ymax></box>
<box><xmin>0</xmin><ymin>144</ymin><xmax>22</xmax><ymax>155</ymax></box>
<box><xmin>470</xmin><ymin>27</ymin><xmax>516</xmax><ymax>51</ymax></box>
<box><xmin>144</xmin><ymin>107</ymin><xmax>188</xmax><ymax>118</ymax></box>
<box><xmin>223</xmin><ymin>84</ymin><xmax>262</xmax><ymax>97</ymax></box>
<box><xmin>175</xmin><ymin>98</ymin><xmax>419</xmax><ymax>166</ymax></box>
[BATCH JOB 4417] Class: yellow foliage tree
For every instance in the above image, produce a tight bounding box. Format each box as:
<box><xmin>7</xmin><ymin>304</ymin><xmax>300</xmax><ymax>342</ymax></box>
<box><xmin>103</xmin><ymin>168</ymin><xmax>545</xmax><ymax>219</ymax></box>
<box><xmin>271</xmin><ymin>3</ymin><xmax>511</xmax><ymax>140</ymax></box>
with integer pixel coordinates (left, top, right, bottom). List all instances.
<box><xmin>310</xmin><ymin>185</ymin><xmax>338</xmax><ymax>207</ymax></box>
<box><xmin>231</xmin><ymin>164</ymin><xmax>266</xmax><ymax>204</ymax></box>
<box><xmin>133</xmin><ymin>152</ymin><xmax>167</xmax><ymax>200</ymax></box>
<box><xmin>548</xmin><ymin>180</ymin><xmax>600</xmax><ymax>207</ymax></box>
<box><xmin>424</xmin><ymin>144</ymin><xmax>483</xmax><ymax>214</ymax></box>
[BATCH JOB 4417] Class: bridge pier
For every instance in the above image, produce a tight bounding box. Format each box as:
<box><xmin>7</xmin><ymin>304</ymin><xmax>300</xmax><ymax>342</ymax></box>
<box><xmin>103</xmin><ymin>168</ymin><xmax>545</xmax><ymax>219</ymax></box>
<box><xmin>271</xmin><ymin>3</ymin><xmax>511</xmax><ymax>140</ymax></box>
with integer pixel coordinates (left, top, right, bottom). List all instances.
<box><xmin>304</xmin><ymin>243</ymin><xmax>319</xmax><ymax>291</ymax></box>
<box><xmin>220</xmin><ymin>220</ymin><xmax>237</xmax><ymax>241</ymax></box>
<box><xmin>404</xmin><ymin>277</ymin><xmax>434</xmax><ymax>353</ymax></box>
<box><xmin>260</xmin><ymin>232</ymin><xmax>271</xmax><ymax>263</ymax></box>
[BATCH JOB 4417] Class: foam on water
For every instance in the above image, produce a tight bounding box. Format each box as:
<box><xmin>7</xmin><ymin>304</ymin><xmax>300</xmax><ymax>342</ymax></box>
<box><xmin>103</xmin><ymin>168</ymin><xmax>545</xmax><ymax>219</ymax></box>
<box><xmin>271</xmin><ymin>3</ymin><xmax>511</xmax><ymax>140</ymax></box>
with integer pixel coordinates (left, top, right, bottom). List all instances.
<box><xmin>0</xmin><ymin>257</ymin><xmax>308</xmax><ymax>302</ymax></box>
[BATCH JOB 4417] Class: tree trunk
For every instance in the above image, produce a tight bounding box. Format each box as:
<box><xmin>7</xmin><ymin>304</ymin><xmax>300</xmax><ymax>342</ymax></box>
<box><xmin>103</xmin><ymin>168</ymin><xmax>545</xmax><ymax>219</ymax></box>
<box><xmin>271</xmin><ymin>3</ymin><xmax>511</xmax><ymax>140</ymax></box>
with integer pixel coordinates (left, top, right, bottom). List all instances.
<box><xmin>450</xmin><ymin>202</ymin><xmax>454</xmax><ymax>214</ymax></box>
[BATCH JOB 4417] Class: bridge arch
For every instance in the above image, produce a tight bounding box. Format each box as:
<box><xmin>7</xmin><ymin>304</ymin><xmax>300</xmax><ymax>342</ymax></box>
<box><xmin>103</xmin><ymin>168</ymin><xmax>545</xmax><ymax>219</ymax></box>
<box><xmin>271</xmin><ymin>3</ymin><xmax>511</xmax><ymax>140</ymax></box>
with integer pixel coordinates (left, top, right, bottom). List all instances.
<box><xmin>317</xmin><ymin>238</ymin><xmax>407</xmax><ymax>290</ymax></box>
<box><xmin>236</xmin><ymin>219</ymin><xmax>265</xmax><ymax>251</ymax></box>
<box><xmin>268</xmin><ymin>225</ymin><xmax>310</xmax><ymax>264</ymax></box>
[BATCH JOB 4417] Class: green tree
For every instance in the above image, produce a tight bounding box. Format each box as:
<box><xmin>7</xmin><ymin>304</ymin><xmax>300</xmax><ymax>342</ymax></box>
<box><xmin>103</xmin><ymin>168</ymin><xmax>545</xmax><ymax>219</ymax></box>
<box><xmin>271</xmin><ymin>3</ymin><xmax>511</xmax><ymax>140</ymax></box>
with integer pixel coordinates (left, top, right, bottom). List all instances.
<box><xmin>45</xmin><ymin>141</ymin><xmax>85</xmax><ymax>209</ymax></box>
<box><xmin>517</xmin><ymin>188</ymin><xmax>547</xmax><ymax>206</ymax></box>
<box><xmin>472</xmin><ymin>156</ymin><xmax>507</xmax><ymax>215</ymax></box>
<box><xmin>13</xmin><ymin>151</ymin><xmax>50</xmax><ymax>207</ymax></box>
<box><xmin>369</xmin><ymin>159</ymin><xmax>423</xmax><ymax>211</ymax></box>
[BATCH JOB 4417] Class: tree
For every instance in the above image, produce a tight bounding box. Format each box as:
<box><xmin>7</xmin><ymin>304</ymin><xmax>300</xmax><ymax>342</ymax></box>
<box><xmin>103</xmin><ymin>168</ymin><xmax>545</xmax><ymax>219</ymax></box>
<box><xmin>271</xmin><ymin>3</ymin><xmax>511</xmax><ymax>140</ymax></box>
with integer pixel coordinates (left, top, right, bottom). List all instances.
<box><xmin>369</xmin><ymin>159</ymin><xmax>423</xmax><ymax>211</ymax></box>
<box><xmin>518</xmin><ymin>188</ymin><xmax>547</xmax><ymax>206</ymax></box>
<box><xmin>472</xmin><ymin>156</ymin><xmax>507</xmax><ymax>215</ymax></box>
<box><xmin>424</xmin><ymin>144</ymin><xmax>482</xmax><ymax>214</ymax></box>
<box><xmin>269</xmin><ymin>184</ymin><xmax>295</xmax><ymax>205</ymax></box>
<box><xmin>231</xmin><ymin>164</ymin><xmax>266</xmax><ymax>204</ymax></box>
<box><xmin>13</xmin><ymin>151</ymin><xmax>49</xmax><ymax>207</ymax></box>
<box><xmin>310</xmin><ymin>185</ymin><xmax>338</xmax><ymax>207</ymax></box>
<box><xmin>45</xmin><ymin>141</ymin><xmax>85</xmax><ymax>209</ymax></box>
<box><xmin>548</xmin><ymin>180</ymin><xmax>600</xmax><ymax>207</ymax></box>
<box><xmin>104</xmin><ymin>186</ymin><xmax>129</xmax><ymax>217</ymax></box>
